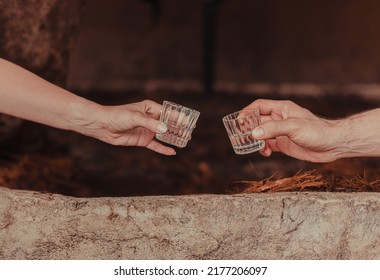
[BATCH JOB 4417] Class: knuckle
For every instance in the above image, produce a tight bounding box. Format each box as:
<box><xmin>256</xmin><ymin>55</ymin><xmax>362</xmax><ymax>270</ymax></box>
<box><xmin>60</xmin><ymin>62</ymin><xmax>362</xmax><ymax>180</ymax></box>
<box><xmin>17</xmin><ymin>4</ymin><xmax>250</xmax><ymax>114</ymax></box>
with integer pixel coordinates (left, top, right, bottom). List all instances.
<box><xmin>283</xmin><ymin>100</ymin><xmax>295</xmax><ymax>110</ymax></box>
<box><xmin>142</xmin><ymin>99</ymin><xmax>151</xmax><ymax>105</ymax></box>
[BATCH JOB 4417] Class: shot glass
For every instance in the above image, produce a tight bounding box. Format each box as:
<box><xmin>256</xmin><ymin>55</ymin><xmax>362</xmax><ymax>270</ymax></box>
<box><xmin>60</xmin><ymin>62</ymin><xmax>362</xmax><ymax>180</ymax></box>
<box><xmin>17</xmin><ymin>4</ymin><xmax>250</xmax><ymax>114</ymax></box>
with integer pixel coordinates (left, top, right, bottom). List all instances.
<box><xmin>222</xmin><ymin>108</ymin><xmax>265</xmax><ymax>155</ymax></box>
<box><xmin>156</xmin><ymin>101</ymin><xmax>200</xmax><ymax>148</ymax></box>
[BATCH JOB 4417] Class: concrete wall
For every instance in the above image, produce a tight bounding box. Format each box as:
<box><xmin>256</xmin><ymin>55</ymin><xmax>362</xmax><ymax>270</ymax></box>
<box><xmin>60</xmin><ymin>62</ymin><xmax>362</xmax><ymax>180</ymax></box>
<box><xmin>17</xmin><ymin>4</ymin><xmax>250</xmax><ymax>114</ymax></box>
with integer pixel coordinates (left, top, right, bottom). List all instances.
<box><xmin>1</xmin><ymin>187</ymin><xmax>379</xmax><ymax>260</ymax></box>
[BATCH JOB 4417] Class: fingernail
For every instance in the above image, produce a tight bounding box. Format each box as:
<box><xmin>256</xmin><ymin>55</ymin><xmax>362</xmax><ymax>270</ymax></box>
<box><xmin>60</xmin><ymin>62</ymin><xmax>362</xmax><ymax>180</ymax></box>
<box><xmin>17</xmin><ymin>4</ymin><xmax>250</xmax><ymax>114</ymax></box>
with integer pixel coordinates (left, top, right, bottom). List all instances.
<box><xmin>252</xmin><ymin>127</ymin><xmax>264</xmax><ymax>138</ymax></box>
<box><xmin>157</xmin><ymin>122</ymin><xmax>167</xmax><ymax>133</ymax></box>
<box><xmin>172</xmin><ymin>151</ymin><xmax>176</xmax><ymax>156</ymax></box>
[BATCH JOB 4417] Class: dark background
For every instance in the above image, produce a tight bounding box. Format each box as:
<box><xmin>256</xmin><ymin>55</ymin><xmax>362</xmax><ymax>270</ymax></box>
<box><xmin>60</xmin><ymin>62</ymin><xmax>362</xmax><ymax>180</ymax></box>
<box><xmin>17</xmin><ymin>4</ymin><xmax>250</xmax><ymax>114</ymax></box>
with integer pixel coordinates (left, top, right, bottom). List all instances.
<box><xmin>0</xmin><ymin>0</ymin><xmax>379</xmax><ymax>197</ymax></box>
<box><xmin>69</xmin><ymin>0</ymin><xmax>380</xmax><ymax>90</ymax></box>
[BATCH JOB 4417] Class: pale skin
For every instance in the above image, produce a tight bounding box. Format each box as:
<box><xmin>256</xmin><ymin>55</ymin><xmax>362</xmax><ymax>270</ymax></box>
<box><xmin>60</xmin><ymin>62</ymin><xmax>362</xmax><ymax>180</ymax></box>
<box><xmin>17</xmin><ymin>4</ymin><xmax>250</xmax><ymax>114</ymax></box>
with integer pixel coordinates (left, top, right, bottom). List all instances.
<box><xmin>244</xmin><ymin>99</ymin><xmax>380</xmax><ymax>163</ymax></box>
<box><xmin>0</xmin><ymin>58</ymin><xmax>176</xmax><ymax>156</ymax></box>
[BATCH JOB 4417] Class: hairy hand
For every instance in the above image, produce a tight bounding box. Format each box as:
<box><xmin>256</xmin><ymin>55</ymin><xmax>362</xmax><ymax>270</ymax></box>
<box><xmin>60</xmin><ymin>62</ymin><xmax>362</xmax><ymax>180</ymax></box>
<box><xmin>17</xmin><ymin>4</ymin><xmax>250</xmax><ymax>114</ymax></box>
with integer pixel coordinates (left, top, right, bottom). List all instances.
<box><xmin>243</xmin><ymin>99</ymin><xmax>344</xmax><ymax>162</ymax></box>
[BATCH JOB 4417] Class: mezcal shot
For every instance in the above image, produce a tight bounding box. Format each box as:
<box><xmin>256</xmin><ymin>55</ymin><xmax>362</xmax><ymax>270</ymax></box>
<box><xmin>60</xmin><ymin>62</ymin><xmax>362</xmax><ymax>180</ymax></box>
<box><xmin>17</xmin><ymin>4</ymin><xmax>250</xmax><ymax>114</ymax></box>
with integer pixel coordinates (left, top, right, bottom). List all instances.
<box><xmin>222</xmin><ymin>108</ymin><xmax>265</xmax><ymax>155</ymax></box>
<box><xmin>156</xmin><ymin>101</ymin><xmax>200</xmax><ymax>148</ymax></box>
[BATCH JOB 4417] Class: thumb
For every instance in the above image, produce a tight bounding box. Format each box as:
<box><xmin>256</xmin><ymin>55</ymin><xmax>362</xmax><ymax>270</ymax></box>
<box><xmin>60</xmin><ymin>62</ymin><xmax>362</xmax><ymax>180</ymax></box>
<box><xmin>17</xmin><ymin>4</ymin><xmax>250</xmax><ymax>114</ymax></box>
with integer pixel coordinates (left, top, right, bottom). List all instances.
<box><xmin>132</xmin><ymin>113</ymin><xmax>168</xmax><ymax>134</ymax></box>
<box><xmin>252</xmin><ymin>119</ymin><xmax>299</xmax><ymax>140</ymax></box>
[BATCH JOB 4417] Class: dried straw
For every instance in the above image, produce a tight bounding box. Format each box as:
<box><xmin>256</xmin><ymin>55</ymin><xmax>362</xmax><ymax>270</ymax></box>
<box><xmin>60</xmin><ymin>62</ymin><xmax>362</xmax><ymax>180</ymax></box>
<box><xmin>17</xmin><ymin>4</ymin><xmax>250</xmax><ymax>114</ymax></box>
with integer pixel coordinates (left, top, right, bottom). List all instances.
<box><xmin>233</xmin><ymin>170</ymin><xmax>380</xmax><ymax>193</ymax></box>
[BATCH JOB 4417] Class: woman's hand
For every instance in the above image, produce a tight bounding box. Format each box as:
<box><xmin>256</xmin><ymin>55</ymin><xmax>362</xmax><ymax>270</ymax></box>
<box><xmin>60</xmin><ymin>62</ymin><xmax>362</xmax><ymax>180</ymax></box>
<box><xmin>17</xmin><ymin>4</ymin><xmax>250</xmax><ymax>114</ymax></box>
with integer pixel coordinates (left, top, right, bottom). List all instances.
<box><xmin>0</xmin><ymin>59</ymin><xmax>175</xmax><ymax>155</ymax></box>
<box><xmin>69</xmin><ymin>99</ymin><xmax>176</xmax><ymax>156</ymax></box>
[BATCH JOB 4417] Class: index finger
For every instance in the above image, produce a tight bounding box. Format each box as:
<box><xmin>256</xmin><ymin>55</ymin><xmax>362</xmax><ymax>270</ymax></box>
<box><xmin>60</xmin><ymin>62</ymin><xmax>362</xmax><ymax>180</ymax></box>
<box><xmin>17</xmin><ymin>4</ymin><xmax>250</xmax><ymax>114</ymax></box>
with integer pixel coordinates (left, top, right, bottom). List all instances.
<box><xmin>242</xmin><ymin>99</ymin><xmax>286</xmax><ymax>115</ymax></box>
<box><xmin>142</xmin><ymin>100</ymin><xmax>163</xmax><ymax>119</ymax></box>
<box><xmin>242</xmin><ymin>99</ymin><xmax>311</xmax><ymax>120</ymax></box>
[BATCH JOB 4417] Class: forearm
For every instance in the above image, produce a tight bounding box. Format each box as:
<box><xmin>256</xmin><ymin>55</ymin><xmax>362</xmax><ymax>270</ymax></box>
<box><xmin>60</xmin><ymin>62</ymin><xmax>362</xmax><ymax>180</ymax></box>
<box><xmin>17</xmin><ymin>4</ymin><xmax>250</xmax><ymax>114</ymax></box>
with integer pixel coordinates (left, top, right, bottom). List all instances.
<box><xmin>0</xmin><ymin>58</ymin><xmax>102</xmax><ymax>133</ymax></box>
<box><xmin>333</xmin><ymin>109</ymin><xmax>380</xmax><ymax>159</ymax></box>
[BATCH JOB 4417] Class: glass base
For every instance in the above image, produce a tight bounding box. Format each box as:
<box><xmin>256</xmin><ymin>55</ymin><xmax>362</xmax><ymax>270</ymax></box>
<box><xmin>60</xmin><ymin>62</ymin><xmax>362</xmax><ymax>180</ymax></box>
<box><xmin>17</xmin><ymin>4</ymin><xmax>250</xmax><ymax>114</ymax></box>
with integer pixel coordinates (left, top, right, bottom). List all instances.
<box><xmin>156</xmin><ymin>133</ymin><xmax>189</xmax><ymax>148</ymax></box>
<box><xmin>232</xmin><ymin>140</ymin><xmax>265</xmax><ymax>155</ymax></box>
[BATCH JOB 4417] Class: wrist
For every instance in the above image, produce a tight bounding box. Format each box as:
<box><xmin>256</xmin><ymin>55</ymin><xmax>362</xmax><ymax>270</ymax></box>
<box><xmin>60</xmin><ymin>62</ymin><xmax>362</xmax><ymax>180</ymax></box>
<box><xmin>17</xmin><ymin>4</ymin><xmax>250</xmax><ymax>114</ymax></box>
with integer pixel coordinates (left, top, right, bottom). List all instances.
<box><xmin>345</xmin><ymin>110</ymin><xmax>380</xmax><ymax>158</ymax></box>
<box><xmin>329</xmin><ymin>112</ymin><xmax>378</xmax><ymax>160</ymax></box>
<box><xmin>327</xmin><ymin>118</ymin><xmax>353</xmax><ymax>160</ymax></box>
<box><xmin>65</xmin><ymin>97</ymin><xmax>105</xmax><ymax>137</ymax></box>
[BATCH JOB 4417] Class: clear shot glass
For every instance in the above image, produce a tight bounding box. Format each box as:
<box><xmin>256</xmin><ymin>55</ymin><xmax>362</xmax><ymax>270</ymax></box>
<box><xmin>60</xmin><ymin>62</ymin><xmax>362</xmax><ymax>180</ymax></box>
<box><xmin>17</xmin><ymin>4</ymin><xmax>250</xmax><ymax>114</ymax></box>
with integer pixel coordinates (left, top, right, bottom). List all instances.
<box><xmin>155</xmin><ymin>101</ymin><xmax>200</xmax><ymax>148</ymax></box>
<box><xmin>222</xmin><ymin>108</ymin><xmax>265</xmax><ymax>155</ymax></box>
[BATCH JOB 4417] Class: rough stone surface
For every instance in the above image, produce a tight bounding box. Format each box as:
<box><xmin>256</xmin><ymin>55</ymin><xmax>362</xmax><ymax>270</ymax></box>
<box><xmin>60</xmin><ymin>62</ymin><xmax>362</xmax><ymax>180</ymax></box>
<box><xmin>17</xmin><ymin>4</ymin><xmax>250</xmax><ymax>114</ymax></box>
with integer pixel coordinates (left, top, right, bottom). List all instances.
<box><xmin>0</xmin><ymin>186</ymin><xmax>379</xmax><ymax>260</ymax></box>
<box><xmin>0</xmin><ymin>0</ymin><xmax>86</xmax><ymax>86</ymax></box>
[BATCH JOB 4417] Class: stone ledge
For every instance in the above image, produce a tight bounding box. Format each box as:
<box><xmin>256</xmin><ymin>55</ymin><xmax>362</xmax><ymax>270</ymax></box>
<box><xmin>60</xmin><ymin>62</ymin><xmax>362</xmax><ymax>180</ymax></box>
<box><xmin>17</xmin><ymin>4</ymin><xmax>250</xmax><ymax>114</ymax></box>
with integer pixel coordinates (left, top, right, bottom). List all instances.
<box><xmin>0</xmin><ymin>187</ymin><xmax>379</xmax><ymax>260</ymax></box>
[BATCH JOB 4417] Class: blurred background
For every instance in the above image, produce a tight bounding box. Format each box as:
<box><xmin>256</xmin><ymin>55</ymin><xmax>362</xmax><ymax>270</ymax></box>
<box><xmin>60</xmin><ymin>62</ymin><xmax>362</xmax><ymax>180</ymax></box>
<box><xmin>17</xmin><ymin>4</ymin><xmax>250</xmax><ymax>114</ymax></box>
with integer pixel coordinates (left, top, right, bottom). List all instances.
<box><xmin>0</xmin><ymin>0</ymin><xmax>379</xmax><ymax>197</ymax></box>
<box><xmin>68</xmin><ymin>0</ymin><xmax>380</xmax><ymax>93</ymax></box>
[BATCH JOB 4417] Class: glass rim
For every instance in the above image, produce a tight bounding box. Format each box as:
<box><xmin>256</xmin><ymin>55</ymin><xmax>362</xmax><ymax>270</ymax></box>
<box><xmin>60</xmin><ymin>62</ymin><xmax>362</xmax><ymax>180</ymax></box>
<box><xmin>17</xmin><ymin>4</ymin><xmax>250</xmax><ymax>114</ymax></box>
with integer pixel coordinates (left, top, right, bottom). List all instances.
<box><xmin>222</xmin><ymin>108</ymin><xmax>259</xmax><ymax>122</ymax></box>
<box><xmin>162</xmin><ymin>100</ymin><xmax>201</xmax><ymax>116</ymax></box>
